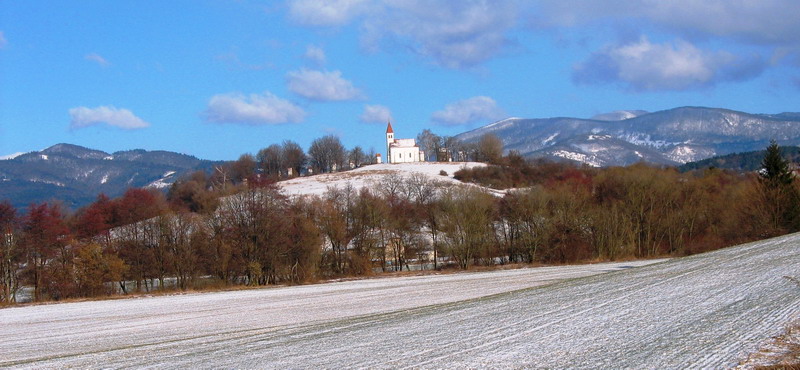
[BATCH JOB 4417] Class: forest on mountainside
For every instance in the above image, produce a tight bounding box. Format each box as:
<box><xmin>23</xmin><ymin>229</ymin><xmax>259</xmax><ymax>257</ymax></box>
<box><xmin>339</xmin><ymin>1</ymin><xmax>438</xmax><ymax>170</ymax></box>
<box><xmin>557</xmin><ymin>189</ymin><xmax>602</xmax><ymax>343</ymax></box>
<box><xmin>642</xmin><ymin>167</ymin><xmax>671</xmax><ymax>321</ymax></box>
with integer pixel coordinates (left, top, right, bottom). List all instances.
<box><xmin>678</xmin><ymin>146</ymin><xmax>800</xmax><ymax>172</ymax></box>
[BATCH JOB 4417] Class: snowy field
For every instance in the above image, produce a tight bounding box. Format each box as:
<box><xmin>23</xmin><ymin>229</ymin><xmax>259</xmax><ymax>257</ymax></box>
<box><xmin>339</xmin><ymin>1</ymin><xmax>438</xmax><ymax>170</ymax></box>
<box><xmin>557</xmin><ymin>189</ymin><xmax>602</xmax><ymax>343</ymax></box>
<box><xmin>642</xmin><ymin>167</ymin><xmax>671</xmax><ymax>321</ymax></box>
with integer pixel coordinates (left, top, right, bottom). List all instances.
<box><xmin>278</xmin><ymin>162</ymin><xmax>489</xmax><ymax>197</ymax></box>
<box><xmin>1</xmin><ymin>233</ymin><xmax>799</xmax><ymax>368</ymax></box>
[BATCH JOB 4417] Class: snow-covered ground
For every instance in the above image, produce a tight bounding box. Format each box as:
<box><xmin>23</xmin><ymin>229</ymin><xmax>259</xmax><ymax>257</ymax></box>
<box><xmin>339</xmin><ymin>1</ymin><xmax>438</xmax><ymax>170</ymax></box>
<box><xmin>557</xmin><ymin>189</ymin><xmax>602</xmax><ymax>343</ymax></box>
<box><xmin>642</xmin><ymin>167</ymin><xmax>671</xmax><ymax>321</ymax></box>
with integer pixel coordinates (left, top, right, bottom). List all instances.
<box><xmin>278</xmin><ymin>162</ymin><xmax>487</xmax><ymax>197</ymax></box>
<box><xmin>2</xmin><ymin>233</ymin><xmax>799</xmax><ymax>368</ymax></box>
<box><xmin>0</xmin><ymin>260</ymin><xmax>659</xmax><ymax>368</ymax></box>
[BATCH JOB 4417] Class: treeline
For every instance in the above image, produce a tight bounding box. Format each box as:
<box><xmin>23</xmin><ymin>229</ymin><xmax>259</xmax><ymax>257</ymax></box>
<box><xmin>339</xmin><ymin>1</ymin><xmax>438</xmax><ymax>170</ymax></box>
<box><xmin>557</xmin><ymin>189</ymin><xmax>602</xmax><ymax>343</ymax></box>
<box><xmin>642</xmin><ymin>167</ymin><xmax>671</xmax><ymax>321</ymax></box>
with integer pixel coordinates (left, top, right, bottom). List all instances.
<box><xmin>1</xmin><ymin>142</ymin><xmax>798</xmax><ymax>304</ymax></box>
<box><xmin>678</xmin><ymin>146</ymin><xmax>800</xmax><ymax>172</ymax></box>
<box><xmin>206</xmin><ymin>136</ymin><xmax>373</xmax><ymax>188</ymax></box>
<box><xmin>416</xmin><ymin>129</ymin><xmax>504</xmax><ymax>163</ymax></box>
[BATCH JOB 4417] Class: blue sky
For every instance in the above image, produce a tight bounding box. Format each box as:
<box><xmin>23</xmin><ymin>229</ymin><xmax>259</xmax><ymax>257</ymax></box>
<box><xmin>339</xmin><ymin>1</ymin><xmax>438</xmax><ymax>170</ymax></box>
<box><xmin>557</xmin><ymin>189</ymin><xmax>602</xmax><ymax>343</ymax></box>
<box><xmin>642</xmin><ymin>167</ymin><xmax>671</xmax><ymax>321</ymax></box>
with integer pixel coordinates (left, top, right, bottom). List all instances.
<box><xmin>1</xmin><ymin>0</ymin><xmax>799</xmax><ymax>160</ymax></box>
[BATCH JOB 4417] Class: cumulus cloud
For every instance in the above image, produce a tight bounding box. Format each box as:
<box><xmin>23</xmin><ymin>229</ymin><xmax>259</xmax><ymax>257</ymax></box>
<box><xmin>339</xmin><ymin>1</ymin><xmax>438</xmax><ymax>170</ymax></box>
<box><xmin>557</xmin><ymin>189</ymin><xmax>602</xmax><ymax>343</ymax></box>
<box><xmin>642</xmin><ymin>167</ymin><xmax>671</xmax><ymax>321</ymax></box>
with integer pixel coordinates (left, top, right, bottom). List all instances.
<box><xmin>204</xmin><ymin>92</ymin><xmax>306</xmax><ymax>125</ymax></box>
<box><xmin>370</xmin><ymin>0</ymin><xmax>518</xmax><ymax>69</ymax></box>
<box><xmin>287</xmin><ymin>68</ymin><xmax>363</xmax><ymax>101</ymax></box>
<box><xmin>288</xmin><ymin>0</ymin><xmax>370</xmax><ymax>26</ymax></box>
<box><xmin>360</xmin><ymin>104</ymin><xmax>392</xmax><ymax>123</ymax></box>
<box><xmin>287</xmin><ymin>1</ymin><xmax>799</xmax><ymax>70</ymax></box>
<box><xmin>288</xmin><ymin>0</ymin><xmax>518</xmax><ymax>69</ymax></box>
<box><xmin>573</xmin><ymin>37</ymin><xmax>766</xmax><ymax>91</ymax></box>
<box><xmin>85</xmin><ymin>53</ymin><xmax>110</xmax><ymax>67</ymax></box>
<box><xmin>533</xmin><ymin>0</ymin><xmax>800</xmax><ymax>47</ymax></box>
<box><xmin>431</xmin><ymin>96</ymin><xmax>505</xmax><ymax>126</ymax></box>
<box><xmin>69</xmin><ymin>106</ymin><xmax>150</xmax><ymax>130</ymax></box>
<box><xmin>304</xmin><ymin>45</ymin><xmax>327</xmax><ymax>66</ymax></box>
<box><xmin>0</xmin><ymin>31</ymin><xmax>6</xmax><ymax>49</ymax></box>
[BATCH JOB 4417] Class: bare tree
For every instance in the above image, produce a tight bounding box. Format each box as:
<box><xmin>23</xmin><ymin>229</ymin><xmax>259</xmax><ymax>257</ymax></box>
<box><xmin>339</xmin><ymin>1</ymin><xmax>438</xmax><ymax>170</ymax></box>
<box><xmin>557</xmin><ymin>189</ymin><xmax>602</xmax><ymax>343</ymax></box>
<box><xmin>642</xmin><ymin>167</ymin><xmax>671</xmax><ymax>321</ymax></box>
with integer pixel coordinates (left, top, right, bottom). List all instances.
<box><xmin>281</xmin><ymin>140</ymin><xmax>306</xmax><ymax>177</ymax></box>
<box><xmin>211</xmin><ymin>165</ymin><xmax>231</xmax><ymax>191</ymax></box>
<box><xmin>478</xmin><ymin>133</ymin><xmax>504</xmax><ymax>164</ymax></box>
<box><xmin>214</xmin><ymin>186</ymin><xmax>292</xmax><ymax>285</ymax></box>
<box><xmin>378</xmin><ymin>173</ymin><xmax>405</xmax><ymax>202</ymax></box>
<box><xmin>317</xmin><ymin>184</ymin><xmax>359</xmax><ymax>274</ymax></box>
<box><xmin>309</xmin><ymin>135</ymin><xmax>346</xmax><ymax>173</ymax></box>
<box><xmin>443</xmin><ymin>136</ymin><xmax>463</xmax><ymax>161</ymax></box>
<box><xmin>416</xmin><ymin>129</ymin><xmax>440</xmax><ymax>162</ymax></box>
<box><xmin>159</xmin><ymin>212</ymin><xmax>204</xmax><ymax>290</ymax></box>
<box><xmin>257</xmin><ymin>144</ymin><xmax>282</xmax><ymax>177</ymax></box>
<box><xmin>436</xmin><ymin>186</ymin><xmax>496</xmax><ymax>269</ymax></box>
<box><xmin>0</xmin><ymin>201</ymin><xmax>20</xmax><ymax>303</ymax></box>
<box><xmin>403</xmin><ymin>173</ymin><xmax>442</xmax><ymax>205</ymax></box>
<box><xmin>349</xmin><ymin>146</ymin><xmax>367</xmax><ymax>168</ymax></box>
<box><xmin>230</xmin><ymin>154</ymin><xmax>257</xmax><ymax>183</ymax></box>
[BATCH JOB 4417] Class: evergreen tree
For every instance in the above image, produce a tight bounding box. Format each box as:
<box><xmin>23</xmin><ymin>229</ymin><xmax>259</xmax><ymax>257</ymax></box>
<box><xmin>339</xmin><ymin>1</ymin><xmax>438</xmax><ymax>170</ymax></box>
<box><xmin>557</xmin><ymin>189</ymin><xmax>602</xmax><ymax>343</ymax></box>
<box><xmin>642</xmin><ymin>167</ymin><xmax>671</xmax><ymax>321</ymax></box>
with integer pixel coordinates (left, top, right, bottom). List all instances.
<box><xmin>758</xmin><ymin>140</ymin><xmax>800</xmax><ymax>233</ymax></box>
<box><xmin>760</xmin><ymin>140</ymin><xmax>794</xmax><ymax>187</ymax></box>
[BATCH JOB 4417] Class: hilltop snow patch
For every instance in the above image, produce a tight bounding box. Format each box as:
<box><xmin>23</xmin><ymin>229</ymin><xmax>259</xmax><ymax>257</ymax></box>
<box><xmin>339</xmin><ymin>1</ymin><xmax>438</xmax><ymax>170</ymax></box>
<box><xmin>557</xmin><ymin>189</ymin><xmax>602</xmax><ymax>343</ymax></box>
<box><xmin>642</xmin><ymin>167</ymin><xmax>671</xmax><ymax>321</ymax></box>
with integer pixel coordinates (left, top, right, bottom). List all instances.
<box><xmin>278</xmin><ymin>162</ymin><xmax>487</xmax><ymax>197</ymax></box>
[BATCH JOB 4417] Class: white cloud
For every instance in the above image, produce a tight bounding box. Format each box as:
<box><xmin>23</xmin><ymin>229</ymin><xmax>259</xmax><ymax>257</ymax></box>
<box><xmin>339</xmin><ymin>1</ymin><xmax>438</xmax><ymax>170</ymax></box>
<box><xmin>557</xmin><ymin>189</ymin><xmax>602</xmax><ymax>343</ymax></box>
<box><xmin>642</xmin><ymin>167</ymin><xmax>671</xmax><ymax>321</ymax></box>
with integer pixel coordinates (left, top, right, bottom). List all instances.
<box><xmin>304</xmin><ymin>45</ymin><xmax>327</xmax><ymax>66</ymax></box>
<box><xmin>84</xmin><ymin>53</ymin><xmax>110</xmax><ymax>67</ymax></box>
<box><xmin>288</xmin><ymin>0</ymin><xmax>370</xmax><ymax>26</ymax></box>
<box><xmin>0</xmin><ymin>31</ymin><xmax>7</xmax><ymax>49</ymax></box>
<box><xmin>287</xmin><ymin>1</ymin><xmax>799</xmax><ymax>71</ymax></box>
<box><xmin>360</xmin><ymin>104</ymin><xmax>392</xmax><ymax>123</ymax></box>
<box><xmin>573</xmin><ymin>37</ymin><xmax>766</xmax><ymax>91</ymax></box>
<box><xmin>204</xmin><ymin>92</ymin><xmax>306</xmax><ymax>125</ymax></box>
<box><xmin>369</xmin><ymin>0</ymin><xmax>518</xmax><ymax>69</ymax></box>
<box><xmin>533</xmin><ymin>0</ymin><xmax>800</xmax><ymax>47</ymax></box>
<box><xmin>287</xmin><ymin>68</ymin><xmax>363</xmax><ymax>101</ymax></box>
<box><xmin>69</xmin><ymin>106</ymin><xmax>150</xmax><ymax>130</ymax></box>
<box><xmin>431</xmin><ymin>96</ymin><xmax>505</xmax><ymax>126</ymax></box>
<box><xmin>288</xmin><ymin>0</ymin><xmax>518</xmax><ymax>69</ymax></box>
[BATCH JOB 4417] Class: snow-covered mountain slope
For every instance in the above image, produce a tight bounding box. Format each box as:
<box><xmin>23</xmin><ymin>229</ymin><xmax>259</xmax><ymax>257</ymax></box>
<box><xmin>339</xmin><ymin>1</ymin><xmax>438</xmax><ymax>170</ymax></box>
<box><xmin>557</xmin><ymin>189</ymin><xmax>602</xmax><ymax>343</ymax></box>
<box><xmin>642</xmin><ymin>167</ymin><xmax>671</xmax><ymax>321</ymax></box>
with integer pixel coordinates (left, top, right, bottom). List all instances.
<box><xmin>0</xmin><ymin>144</ymin><xmax>220</xmax><ymax>209</ymax></box>
<box><xmin>456</xmin><ymin>106</ymin><xmax>800</xmax><ymax>167</ymax></box>
<box><xmin>539</xmin><ymin>134</ymin><xmax>676</xmax><ymax>167</ymax></box>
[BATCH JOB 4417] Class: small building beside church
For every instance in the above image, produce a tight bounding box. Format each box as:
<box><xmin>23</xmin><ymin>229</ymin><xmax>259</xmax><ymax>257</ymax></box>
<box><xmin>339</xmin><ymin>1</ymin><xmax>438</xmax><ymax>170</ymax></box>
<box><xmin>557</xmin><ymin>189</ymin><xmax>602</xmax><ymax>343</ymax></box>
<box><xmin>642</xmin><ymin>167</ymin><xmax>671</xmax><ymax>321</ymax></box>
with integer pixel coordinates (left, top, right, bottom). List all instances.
<box><xmin>385</xmin><ymin>121</ymin><xmax>424</xmax><ymax>163</ymax></box>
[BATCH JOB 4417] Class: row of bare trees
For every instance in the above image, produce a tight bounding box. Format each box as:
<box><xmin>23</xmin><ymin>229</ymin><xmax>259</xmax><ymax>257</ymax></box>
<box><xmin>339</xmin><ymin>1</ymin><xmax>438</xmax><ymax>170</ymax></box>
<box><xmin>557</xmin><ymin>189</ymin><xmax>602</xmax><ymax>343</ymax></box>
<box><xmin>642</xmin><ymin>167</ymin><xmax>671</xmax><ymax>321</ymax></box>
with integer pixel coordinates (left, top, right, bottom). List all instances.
<box><xmin>2</xmin><ymin>150</ymin><xmax>796</xmax><ymax>303</ymax></box>
<box><xmin>207</xmin><ymin>136</ymin><xmax>375</xmax><ymax>194</ymax></box>
<box><xmin>416</xmin><ymin>130</ymin><xmax>503</xmax><ymax>163</ymax></box>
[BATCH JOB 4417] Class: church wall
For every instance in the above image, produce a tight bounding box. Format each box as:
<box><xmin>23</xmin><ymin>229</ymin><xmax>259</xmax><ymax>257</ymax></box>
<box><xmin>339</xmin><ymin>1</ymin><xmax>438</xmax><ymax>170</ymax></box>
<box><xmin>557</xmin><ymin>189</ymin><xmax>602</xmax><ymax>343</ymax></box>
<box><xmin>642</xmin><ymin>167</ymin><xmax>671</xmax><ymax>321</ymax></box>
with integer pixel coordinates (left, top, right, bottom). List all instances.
<box><xmin>392</xmin><ymin>146</ymin><xmax>421</xmax><ymax>163</ymax></box>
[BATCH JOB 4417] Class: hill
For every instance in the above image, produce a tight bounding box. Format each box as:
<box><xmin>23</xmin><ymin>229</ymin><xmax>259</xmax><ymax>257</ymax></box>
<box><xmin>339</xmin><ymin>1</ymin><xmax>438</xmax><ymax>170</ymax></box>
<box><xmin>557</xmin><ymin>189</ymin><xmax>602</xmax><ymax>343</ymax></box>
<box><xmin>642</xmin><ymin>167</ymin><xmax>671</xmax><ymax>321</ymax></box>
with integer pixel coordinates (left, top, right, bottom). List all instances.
<box><xmin>0</xmin><ymin>144</ymin><xmax>222</xmax><ymax>210</ymax></box>
<box><xmin>455</xmin><ymin>106</ymin><xmax>800</xmax><ymax>167</ymax></box>
<box><xmin>278</xmin><ymin>162</ymin><xmax>490</xmax><ymax>197</ymax></box>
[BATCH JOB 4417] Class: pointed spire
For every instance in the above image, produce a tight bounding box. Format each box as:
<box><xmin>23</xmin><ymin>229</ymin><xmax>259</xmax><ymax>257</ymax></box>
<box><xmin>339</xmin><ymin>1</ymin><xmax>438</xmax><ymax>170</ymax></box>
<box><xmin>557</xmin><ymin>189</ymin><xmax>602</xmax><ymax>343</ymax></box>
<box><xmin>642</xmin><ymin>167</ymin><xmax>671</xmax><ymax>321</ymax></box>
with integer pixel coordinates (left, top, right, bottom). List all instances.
<box><xmin>386</xmin><ymin>120</ymin><xmax>394</xmax><ymax>134</ymax></box>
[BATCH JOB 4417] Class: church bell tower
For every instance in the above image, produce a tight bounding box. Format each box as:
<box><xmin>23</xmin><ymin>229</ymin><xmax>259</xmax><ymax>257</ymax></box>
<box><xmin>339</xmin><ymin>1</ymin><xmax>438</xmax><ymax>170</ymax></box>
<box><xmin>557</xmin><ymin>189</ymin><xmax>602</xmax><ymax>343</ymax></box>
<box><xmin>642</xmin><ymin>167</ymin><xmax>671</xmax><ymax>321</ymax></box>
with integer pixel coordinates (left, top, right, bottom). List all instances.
<box><xmin>386</xmin><ymin>121</ymin><xmax>394</xmax><ymax>164</ymax></box>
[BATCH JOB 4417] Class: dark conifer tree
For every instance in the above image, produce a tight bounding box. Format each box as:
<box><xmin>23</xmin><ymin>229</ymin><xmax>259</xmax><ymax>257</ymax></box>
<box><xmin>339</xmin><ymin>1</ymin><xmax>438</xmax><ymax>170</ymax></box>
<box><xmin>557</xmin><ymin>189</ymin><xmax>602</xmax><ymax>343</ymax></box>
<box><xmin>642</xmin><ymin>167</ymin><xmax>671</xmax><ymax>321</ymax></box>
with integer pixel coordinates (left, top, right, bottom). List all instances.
<box><xmin>760</xmin><ymin>140</ymin><xmax>794</xmax><ymax>187</ymax></box>
<box><xmin>759</xmin><ymin>140</ymin><xmax>800</xmax><ymax>233</ymax></box>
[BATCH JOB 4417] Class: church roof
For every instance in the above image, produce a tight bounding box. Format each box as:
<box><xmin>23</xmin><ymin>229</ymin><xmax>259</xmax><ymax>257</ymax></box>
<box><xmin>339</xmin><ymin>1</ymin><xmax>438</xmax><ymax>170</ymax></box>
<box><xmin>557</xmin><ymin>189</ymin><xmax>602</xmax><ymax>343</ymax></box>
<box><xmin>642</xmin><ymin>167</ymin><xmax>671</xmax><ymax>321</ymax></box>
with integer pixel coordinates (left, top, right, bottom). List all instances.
<box><xmin>386</xmin><ymin>121</ymin><xmax>394</xmax><ymax>134</ymax></box>
<box><xmin>391</xmin><ymin>138</ymin><xmax>418</xmax><ymax>148</ymax></box>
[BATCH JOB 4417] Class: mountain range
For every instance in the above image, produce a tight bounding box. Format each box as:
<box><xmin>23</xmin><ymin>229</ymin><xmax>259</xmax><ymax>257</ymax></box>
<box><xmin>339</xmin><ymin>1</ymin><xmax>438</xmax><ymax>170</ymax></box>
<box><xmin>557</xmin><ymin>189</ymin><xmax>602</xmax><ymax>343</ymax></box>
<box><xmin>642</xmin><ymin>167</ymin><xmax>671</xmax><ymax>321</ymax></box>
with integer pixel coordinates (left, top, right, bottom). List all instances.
<box><xmin>455</xmin><ymin>106</ymin><xmax>800</xmax><ymax>167</ymax></box>
<box><xmin>5</xmin><ymin>106</ymin><xmax>800</xmax><ymax>210</ymax></box>
<box><xmin>0</xmin><ymin>144</ymin><xmax>222</xmax><ymax>210</ymax></box>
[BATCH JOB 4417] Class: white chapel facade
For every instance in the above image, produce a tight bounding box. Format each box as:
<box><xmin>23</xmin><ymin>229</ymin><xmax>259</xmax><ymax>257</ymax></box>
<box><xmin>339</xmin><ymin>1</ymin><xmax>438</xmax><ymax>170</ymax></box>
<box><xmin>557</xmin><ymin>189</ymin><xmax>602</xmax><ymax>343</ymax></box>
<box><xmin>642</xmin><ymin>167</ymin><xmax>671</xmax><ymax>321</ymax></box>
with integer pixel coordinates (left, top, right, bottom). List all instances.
<box><xmin>385</xmin><ymin>121</ymin><xmax>424</xmax><ymax>163</ymax></box>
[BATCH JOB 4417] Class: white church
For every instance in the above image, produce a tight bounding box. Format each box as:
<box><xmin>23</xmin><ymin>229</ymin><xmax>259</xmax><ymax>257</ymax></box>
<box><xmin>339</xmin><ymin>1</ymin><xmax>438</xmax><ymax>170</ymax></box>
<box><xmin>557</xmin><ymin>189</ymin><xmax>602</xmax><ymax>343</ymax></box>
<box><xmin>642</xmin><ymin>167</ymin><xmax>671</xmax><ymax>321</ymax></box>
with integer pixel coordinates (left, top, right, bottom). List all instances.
<box><xmin>381</xmin><ymin>121</ymin><xmax>425</xmax><ymax>164</ymax></box>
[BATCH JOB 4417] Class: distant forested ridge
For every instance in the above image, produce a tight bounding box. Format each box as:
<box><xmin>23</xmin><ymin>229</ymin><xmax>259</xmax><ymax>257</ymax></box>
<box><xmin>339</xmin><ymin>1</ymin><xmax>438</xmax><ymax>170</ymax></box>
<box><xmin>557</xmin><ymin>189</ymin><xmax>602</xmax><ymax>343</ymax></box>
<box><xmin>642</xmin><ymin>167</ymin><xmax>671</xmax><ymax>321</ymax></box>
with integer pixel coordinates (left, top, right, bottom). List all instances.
<box><xmin>0</xmin><ymin>144</ymin><xmax>222</xmax><ymax>210</ymax></box>
<box><xmin>678</xmin><ymin>146</ymin><xmax>800</xmax><ymax>172</ymax></box>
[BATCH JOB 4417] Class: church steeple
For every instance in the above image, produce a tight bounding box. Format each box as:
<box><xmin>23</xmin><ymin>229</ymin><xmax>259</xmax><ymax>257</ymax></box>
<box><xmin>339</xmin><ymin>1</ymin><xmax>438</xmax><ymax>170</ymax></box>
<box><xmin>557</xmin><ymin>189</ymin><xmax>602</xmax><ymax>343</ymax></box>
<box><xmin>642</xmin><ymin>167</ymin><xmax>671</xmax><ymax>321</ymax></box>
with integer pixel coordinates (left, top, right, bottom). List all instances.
<box><xmin>386</xmin><ymin>120</ymin><xmax>395</xmax><ymax>164</ymax></box>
